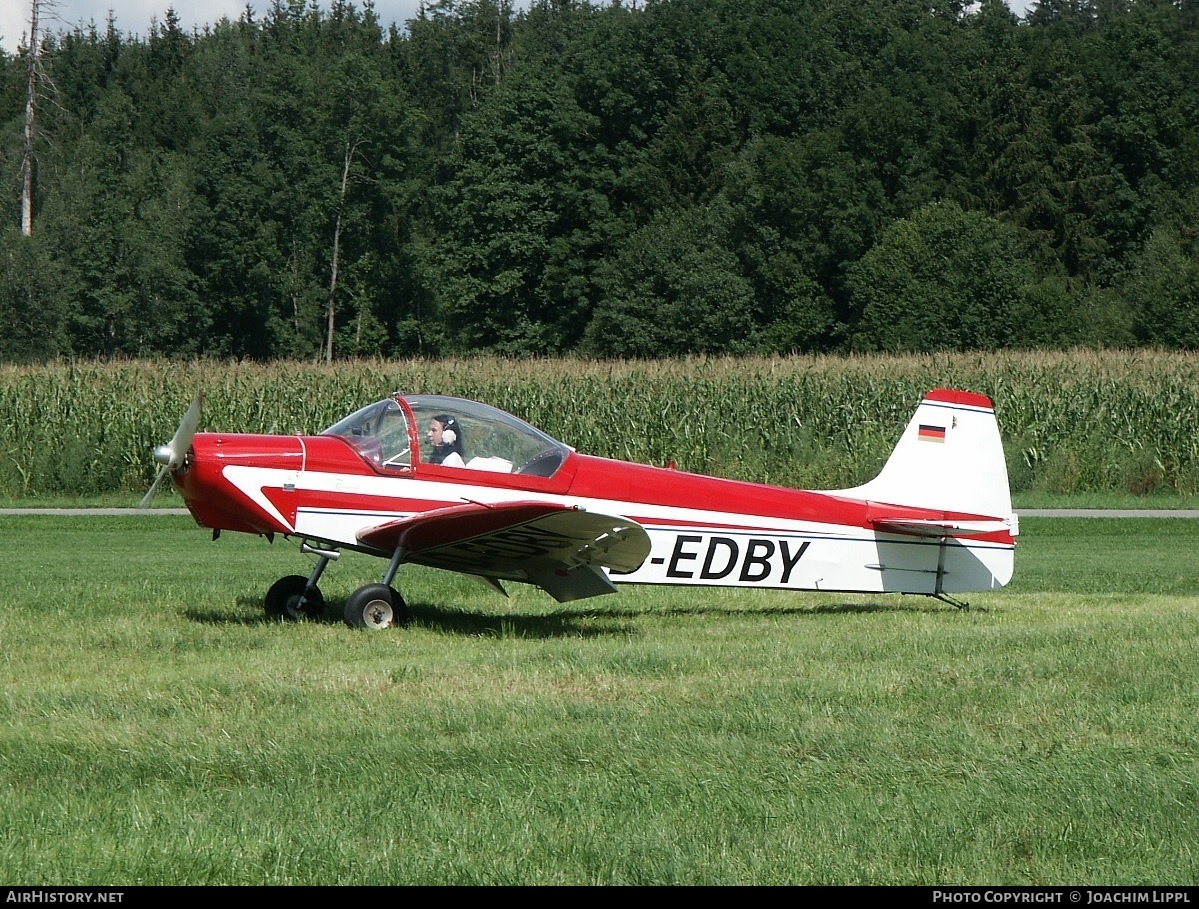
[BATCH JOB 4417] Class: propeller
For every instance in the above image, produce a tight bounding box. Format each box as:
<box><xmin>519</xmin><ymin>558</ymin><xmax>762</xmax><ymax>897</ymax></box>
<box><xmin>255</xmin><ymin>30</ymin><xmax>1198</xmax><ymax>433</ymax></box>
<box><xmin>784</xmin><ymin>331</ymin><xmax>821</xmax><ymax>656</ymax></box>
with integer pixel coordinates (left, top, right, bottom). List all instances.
<box><xmin>140</xmin><ymin>395</ymin><xmax>202</xmax><ymax>507</ymax></box>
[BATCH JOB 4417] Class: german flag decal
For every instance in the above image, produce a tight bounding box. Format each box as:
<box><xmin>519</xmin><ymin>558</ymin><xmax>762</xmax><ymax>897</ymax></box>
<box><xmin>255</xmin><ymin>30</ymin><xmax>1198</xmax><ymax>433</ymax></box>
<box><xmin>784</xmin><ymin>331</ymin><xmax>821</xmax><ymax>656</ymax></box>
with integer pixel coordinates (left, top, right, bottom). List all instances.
<box><xmin>918</xmin><ymin>424</ymin><xmax>946</xmax><ymax>443</ymax></box>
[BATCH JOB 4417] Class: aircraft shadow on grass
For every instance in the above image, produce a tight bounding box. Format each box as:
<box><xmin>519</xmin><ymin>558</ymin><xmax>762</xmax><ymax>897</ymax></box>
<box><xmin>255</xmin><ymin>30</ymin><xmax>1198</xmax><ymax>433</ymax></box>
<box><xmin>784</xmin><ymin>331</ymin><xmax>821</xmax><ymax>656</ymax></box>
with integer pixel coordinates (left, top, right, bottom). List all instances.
<box><xmin>180</xmin><ymin>591</ymin><xmax>984</xmax><ymax>639</ymax></box>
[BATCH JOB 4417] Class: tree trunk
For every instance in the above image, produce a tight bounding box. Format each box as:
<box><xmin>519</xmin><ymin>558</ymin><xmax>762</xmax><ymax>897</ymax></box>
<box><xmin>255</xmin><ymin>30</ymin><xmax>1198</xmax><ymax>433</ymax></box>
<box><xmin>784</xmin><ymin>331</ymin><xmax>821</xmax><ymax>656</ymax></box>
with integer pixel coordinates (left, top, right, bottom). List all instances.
<box><xmin>324</xmin><ymin>139</ymin><xmax>358</xmax><ymax>363</ymax></box>
<box><xmin>20</xmin><ymin>0</ymin><xmax>39</xmax><ymax>237</ymax></box>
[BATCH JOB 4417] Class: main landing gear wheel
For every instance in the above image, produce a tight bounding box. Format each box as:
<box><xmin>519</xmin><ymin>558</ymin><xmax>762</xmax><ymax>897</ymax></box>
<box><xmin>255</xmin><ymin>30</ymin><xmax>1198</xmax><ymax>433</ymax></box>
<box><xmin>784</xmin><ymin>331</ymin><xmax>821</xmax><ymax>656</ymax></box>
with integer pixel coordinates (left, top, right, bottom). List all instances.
<box><xmin>343</xmin><ymin>583</ymin><xmax>409</xmax><ymax>630</ymax></box>
<box><xmin>264</xmin><ymin>575</ymin><xmax>325</xmax><ymax>621</ymax></box>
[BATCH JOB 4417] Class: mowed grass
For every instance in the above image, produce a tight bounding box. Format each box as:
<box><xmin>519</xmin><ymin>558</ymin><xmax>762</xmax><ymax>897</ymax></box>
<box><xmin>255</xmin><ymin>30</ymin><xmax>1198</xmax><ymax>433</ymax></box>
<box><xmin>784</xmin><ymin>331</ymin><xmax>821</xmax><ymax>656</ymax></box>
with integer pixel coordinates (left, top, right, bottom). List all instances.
<box><xmin>1</xmin><ymin>516</ymin><xmax>1197</xmax><ymax>885</ymax></box>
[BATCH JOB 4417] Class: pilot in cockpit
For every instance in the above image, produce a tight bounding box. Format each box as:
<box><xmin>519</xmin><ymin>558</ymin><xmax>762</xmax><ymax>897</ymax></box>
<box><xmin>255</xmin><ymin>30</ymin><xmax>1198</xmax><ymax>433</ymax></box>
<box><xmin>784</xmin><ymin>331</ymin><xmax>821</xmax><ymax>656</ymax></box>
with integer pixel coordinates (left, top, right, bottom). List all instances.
<box><xmin>426</xmin><ymin>414</ymin><xmax>466</xmax><ymax>467</ymax></box>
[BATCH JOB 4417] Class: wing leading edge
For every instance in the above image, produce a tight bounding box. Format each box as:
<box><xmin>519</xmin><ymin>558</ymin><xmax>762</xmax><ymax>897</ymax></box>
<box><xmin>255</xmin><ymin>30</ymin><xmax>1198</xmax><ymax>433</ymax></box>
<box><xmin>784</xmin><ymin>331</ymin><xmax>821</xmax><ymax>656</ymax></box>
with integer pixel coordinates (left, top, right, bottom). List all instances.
<box><xmin>356</xmin><ymin>500</ymin><xmax>652</xmax><ymax>603</ymax></box>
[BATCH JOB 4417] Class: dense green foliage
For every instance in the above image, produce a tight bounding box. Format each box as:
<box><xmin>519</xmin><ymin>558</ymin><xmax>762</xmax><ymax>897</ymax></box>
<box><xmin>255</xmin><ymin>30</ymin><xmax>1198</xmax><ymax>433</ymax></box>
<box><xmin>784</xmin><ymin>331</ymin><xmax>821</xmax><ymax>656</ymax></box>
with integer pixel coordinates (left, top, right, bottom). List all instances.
<box><xmin>3</xmin><ymin>0</ymin><xmax>1198</xmax><ymax>360</ymax></box>
<box><xmin>4</xmin><ymin>350</ymin><xmax>1199</xmax><ymax>500</ymax></box>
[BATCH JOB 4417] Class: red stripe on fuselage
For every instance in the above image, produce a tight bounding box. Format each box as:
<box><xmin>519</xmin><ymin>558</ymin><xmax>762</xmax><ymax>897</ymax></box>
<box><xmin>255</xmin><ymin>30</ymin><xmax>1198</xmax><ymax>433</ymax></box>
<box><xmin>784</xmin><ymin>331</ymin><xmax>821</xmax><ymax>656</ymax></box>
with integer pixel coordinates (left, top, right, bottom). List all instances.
<box><xmin>567</xmin><ymin>454</ymin><xmax>871</xmax><ymax>529</ymax></box>
<box><xmin>262</xmin><ymin>486</ymin><xmax>447</xmax><ymax>523</ymax></box>
<box><xmin>565</xmin><ymin>455</ymin><xmax>1013</xmax><ymax>544</ymax></box>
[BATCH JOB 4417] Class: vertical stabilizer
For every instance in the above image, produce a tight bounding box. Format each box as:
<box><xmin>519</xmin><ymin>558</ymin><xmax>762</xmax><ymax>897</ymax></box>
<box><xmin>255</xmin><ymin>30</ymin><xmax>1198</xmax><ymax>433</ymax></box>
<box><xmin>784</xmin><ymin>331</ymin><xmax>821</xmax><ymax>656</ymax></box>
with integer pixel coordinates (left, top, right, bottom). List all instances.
<box><xmin>834</xmin><ymin>389</ymin><xmax>1014</xmax><ymax>521</ymax></box>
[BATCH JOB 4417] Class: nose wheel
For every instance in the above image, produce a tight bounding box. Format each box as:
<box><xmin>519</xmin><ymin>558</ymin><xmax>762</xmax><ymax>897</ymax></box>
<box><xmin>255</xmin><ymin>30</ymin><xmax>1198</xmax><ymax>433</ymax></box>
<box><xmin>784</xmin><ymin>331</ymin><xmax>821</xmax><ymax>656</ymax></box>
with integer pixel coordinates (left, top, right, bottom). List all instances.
<box><xmin>343</xmin><ymin>583</ymin><xmax>410</xmax><ymax>630</ymax></box>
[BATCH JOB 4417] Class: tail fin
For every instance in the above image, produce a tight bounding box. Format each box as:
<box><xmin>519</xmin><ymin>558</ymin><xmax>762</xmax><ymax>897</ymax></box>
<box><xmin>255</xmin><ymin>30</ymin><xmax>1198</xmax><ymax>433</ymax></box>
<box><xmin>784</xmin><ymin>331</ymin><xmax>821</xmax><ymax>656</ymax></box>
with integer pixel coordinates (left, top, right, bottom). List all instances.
<box><xmin>836</xmin><ymin>389</ymin><xmax>1016</xmax><ymax>526</ymax></box>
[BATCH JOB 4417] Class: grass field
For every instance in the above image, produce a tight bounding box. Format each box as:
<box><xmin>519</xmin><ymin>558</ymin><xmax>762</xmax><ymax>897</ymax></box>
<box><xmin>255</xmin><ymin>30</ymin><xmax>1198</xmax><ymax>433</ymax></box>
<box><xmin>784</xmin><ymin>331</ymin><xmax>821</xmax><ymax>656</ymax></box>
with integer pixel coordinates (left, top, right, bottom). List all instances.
<box><xmin>1</xmin><ymin>515</ymin><xmax>1197</xmax><ymax>885</ymax></box>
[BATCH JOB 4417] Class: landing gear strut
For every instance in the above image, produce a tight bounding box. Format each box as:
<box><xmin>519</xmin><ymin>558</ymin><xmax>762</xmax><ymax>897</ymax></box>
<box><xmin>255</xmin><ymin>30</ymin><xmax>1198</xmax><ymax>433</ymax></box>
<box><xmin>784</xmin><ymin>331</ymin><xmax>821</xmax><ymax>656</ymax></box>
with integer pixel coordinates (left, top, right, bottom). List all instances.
<box><xmin>265</xmin><ymin>543</ymin><xmax>412</xmax><ymax>629</ymax></box>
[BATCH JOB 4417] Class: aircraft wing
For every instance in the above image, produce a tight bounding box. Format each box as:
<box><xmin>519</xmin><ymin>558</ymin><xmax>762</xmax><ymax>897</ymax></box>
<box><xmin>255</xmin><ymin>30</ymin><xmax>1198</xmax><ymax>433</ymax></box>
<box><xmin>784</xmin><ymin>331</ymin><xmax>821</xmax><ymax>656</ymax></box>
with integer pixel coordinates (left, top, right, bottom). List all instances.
<box><xmin>357</xmin><ymin>501</ymin><xmax>652</xmax><ymax>603</ymax></box>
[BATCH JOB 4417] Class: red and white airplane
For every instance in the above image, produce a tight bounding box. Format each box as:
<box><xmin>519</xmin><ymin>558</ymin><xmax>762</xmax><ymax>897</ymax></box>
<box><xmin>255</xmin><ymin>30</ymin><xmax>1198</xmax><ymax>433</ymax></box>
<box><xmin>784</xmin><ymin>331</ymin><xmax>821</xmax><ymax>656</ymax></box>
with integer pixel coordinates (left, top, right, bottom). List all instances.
<box><xmin>144</xmin><ymin>387</ymin><xmax>1018</xmax><ymax>628</ymax></box>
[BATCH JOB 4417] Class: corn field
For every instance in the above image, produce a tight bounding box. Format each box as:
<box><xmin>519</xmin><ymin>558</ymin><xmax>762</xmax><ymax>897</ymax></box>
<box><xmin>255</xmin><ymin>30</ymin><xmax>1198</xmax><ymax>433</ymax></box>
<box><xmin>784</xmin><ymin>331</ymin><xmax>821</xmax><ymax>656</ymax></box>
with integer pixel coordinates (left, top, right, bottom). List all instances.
<box><xmin>3</xmin><ymin>350</ymin><xmax>1199</xmax><ymax>499</ymax></box>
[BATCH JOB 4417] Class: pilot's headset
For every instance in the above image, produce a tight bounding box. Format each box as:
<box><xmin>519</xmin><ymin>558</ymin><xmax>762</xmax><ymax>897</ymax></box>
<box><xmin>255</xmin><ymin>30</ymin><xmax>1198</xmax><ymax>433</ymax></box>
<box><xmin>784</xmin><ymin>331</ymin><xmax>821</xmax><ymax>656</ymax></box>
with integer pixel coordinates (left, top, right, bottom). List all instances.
<box><xmin>434</xmin><ymin>414</ymin><xmax>461</xmax><ymax>449</ymax></box>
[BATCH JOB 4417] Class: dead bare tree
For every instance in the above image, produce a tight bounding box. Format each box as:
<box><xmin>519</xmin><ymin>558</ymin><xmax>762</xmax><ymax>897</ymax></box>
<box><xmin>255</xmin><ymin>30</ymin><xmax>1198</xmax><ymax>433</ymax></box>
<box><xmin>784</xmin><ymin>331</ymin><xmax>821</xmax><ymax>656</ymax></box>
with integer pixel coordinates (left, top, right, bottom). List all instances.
<box><xmin>324</xmin><ymin>138</ymin><xmax>360</xmax><ymax>363</ymax></box>
<box><xmin>20</xmin><ymin>0</ymin><xmax>40</xmax><ymax>236</ymax></box>
<box><xmin>17</xmin><ymin>0</ymin><xmax>61</xmax><ymax>236</ymax></box>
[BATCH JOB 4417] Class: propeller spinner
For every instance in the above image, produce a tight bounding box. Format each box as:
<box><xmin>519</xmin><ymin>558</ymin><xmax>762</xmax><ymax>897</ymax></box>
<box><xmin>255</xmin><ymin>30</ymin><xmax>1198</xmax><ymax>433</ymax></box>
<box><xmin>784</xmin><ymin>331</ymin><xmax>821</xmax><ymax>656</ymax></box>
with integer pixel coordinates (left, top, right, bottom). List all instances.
<box><xmin>140</xmin><ymin>396</ymin><xmax>202</xmax><ymax>507</ymax></box>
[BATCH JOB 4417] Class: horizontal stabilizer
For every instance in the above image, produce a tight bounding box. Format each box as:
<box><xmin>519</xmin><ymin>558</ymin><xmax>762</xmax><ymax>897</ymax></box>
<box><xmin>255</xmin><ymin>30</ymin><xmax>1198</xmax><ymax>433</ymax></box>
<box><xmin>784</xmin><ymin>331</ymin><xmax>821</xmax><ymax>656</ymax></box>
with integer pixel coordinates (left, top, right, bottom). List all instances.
<box><xmin>870</xmin><ymin>516</ymin><xmax>1018</xmax><ymax>538</ymax></box>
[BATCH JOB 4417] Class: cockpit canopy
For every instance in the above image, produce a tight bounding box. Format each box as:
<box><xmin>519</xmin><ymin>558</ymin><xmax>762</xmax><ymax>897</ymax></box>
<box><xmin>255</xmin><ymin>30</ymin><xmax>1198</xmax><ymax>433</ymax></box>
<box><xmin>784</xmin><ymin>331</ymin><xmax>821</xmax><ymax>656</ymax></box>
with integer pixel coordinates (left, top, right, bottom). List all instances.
<box><xmin>322</xmin><ymin>394</ymin><xmax>571</xmax><ymax>478</ymax></box>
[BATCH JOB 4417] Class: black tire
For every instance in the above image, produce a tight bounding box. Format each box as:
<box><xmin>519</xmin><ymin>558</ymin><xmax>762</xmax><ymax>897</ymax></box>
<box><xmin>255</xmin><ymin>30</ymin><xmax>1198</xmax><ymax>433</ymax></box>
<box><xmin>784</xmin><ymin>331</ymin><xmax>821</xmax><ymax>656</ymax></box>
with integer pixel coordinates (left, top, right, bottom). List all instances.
<box><xmin>264</xmin><ymin>575</ymin><xmax>325</xmax><ymax>621</ymax></box>
<box><xmin>343</xmin><ymin>583</ymin><xmax>407</xmax><ymax>630</ymax></box>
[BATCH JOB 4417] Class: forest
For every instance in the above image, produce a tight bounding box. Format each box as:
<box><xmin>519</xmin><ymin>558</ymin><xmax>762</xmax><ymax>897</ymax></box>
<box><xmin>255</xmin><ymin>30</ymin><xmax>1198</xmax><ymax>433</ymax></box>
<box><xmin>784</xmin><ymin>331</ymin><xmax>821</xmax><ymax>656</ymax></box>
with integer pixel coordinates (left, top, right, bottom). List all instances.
<box><xmin>1</xmin><ymin>0</ymin><xmax>1198</xmax><ymax>362</ymax></box>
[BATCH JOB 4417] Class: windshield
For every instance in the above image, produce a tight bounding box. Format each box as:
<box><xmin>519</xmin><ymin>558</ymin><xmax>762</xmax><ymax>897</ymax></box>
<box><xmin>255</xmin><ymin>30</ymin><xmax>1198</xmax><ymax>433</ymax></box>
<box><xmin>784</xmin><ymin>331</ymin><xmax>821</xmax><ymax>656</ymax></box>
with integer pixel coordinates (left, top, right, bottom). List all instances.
<box><xmin>322</xmin><ymin>398</ymin><xmax>412</xmax><ymax>469</ymax></box>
